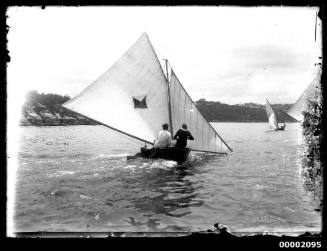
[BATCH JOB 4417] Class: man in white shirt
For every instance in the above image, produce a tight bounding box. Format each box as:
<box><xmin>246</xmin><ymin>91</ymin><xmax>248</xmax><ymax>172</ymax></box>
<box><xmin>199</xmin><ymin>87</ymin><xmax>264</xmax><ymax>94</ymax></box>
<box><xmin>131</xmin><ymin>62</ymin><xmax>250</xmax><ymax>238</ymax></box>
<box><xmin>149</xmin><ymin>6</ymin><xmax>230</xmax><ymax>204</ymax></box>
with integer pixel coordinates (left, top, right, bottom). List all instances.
<box><xmin>154</xmin><ymin>123</ymin><xmax>173</xmax><ymax>148</ymax></box>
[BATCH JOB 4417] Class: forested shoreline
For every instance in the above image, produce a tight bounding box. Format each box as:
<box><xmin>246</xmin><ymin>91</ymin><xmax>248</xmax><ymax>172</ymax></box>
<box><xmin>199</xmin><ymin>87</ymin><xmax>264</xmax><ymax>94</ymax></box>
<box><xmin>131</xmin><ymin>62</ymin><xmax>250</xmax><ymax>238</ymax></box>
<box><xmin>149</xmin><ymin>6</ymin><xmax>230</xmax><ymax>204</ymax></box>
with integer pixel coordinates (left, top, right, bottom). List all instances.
<box><xmin>300</xmin><ymin>86</ymin><xmax>323</xmax><ymax>210</ymax></box>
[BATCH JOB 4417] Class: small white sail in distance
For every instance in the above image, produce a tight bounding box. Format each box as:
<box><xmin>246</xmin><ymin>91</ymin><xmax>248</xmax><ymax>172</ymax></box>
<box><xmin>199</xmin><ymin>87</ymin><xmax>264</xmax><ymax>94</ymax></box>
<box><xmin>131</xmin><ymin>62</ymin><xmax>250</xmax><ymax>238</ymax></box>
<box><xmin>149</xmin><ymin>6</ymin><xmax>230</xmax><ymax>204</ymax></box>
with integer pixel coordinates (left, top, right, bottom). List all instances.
<box><xmin>265</xmin><ymin>99</ymin><xmax>278</xmax><ymax>130</ymax></box>
<box><xmin>62</xmin><ymin>32</ymin><xmax>232</xmax><ymax>153</ymax></box>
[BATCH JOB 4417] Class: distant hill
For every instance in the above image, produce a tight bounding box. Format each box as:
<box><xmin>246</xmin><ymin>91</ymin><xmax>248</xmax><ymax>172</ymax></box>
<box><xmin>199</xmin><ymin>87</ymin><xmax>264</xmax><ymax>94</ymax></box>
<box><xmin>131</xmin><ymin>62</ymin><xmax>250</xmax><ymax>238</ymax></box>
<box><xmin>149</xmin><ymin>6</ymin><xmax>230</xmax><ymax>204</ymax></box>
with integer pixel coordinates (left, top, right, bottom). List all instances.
<box><xmin>195</xmin><ymin>99</ymin><xmax>297</xmax><ymax>122</ymax></box>
<box><xmin>20</xmin><ymin>91</ymin><xmax>298</xmax><ymax>126</ymax></box>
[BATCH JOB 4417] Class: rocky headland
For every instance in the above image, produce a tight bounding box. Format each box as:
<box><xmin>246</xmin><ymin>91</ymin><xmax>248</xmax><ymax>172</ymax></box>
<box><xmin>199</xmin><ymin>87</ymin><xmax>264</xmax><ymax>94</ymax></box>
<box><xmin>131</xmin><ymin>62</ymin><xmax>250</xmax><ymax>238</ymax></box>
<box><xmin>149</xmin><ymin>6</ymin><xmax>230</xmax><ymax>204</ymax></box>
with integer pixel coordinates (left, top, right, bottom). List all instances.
<box><xmin>20</xmin><ymin>103</ymin><xmax>97</xmax><ymax>126</ymax></box>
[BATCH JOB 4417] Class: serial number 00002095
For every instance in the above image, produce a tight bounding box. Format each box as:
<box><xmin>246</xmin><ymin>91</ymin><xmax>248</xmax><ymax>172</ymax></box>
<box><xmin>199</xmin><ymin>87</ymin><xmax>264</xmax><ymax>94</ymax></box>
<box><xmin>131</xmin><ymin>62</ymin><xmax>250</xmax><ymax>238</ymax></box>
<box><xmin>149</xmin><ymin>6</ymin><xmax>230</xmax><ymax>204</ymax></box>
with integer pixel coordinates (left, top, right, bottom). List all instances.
<box><xmin>279</xmin><ymin>242</ymin><xmax>321</xmax><ymax>248</ymax></box>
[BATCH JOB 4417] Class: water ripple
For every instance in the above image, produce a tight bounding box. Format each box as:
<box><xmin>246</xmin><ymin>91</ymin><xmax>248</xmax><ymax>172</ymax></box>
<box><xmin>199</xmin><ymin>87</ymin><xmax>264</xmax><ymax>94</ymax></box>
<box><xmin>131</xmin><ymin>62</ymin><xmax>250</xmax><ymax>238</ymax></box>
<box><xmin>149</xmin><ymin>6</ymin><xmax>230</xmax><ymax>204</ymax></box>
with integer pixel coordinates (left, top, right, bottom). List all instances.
<box><xmin>14</xmin><ymin>124</ymin><xmax>321</xmax><ymax>233</ymax></box>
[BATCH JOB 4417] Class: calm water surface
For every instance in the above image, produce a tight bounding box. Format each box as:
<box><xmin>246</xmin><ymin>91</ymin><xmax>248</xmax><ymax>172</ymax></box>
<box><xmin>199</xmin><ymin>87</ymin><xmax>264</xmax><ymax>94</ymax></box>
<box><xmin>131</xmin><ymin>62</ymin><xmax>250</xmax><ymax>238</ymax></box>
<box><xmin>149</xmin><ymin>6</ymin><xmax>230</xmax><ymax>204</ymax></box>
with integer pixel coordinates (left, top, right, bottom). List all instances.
<box><xmin>15</xmin><ymin>123</ymin><xmax>321</xmax><ymax>233</ymax></box>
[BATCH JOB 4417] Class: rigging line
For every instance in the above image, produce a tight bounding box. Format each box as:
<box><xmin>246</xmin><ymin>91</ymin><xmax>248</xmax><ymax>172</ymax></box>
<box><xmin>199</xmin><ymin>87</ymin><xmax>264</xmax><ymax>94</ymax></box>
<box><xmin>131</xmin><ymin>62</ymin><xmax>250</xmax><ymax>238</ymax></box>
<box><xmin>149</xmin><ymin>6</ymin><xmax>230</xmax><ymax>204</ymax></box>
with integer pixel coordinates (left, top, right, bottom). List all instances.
<box><xmin>215</xmin><ymin>134</ymin><xmax>217</xmax><ymax>152</ymax></box>
<box><xmin>208</xmin><ymin>124</ymin><xmax>210</xmax><ymax>150</ymax></box>
<box><xmin>189</xmin><ymin>102</ymin><xmax>192</xmax><ymax>132</ymax></box>
<box><xmin>183</xmin><ymin>90</ymin><xmax>187</xmax><ymax>123</ymax></box>
<box><xmin>177</xmin><ymin>78</ymin><xmax>181</xmax><ymax>125</ymax></box>
<box><xmin>150</xmin><ymin>40</ymin><xmax>166</xmax><ymax>75</ymax></box>
<box><xmin>170</xmin><ymin>73</ymin><xmax>177</xmax><ymax>136</ymax></box>
<box><xmin>219</xmin><ymin>135</ymin><xmax>223</xmax><ymax>152</ymax></box>
<box><xmin>145</xmin><ymin>34</ymin><xmax>174</xmax><ymax>132</ymax></box>
<box><xmin>167</xmin><ymin>62</ymin><xmax>233</xmax><ymax>152</ymax></box>
<box><xmin>171</xmin><ymin>73</ymin><xmax>176</xmax><ymax>107</ymax></box>
<box><xmin>59</xmin><ymin>105</ymin><xmax>154</xmax><ymax>146</ymax></box>
<box><xmin>165</xmin><ymin>59</ymin><xmax>174</xmax><ymax>136</ymax></box>
<box><xmin>202</xmin><ymin>117</ymin><xmax>204</xmax><ymax>148</ymax></box>
<box><xmin>176</xmin><ymin>85</ymin><xmax>182</xmax><ymax>134</ymax></box>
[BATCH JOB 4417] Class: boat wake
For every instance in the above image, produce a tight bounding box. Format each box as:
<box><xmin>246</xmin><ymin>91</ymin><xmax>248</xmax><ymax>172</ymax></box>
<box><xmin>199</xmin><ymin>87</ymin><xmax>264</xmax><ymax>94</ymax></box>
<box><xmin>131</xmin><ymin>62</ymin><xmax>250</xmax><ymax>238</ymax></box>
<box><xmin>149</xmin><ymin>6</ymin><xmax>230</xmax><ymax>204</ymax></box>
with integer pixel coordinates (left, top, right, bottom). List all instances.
<box><xmin>150</xmin><ymin>160</ymin><xmax>177</xmax><ymax>169</ymax></box>
<box><xmin>47</xmin><ymin>170</ymin><xmax>77</xmax><ymax>178</ymax></box>
<box><xmin>96</xmin><ymin>153</ymin><xmax>129</xmax><ymax>159</ymax></box>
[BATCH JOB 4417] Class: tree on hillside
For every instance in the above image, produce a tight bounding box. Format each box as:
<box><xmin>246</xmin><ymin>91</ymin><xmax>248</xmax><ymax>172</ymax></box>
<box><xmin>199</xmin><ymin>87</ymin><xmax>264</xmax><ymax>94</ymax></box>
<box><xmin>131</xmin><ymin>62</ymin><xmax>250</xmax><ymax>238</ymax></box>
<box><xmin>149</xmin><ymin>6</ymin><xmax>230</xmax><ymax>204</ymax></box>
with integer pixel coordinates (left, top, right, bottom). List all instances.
<box><xmin>25</xmin><ymin>90</ymin><xmax>70</xmax><ymax>107</ymax></box>
<box><xmin>301</xmin><ymin>85</ymin><xmax>322</xmax><ymax>206</ymax></box>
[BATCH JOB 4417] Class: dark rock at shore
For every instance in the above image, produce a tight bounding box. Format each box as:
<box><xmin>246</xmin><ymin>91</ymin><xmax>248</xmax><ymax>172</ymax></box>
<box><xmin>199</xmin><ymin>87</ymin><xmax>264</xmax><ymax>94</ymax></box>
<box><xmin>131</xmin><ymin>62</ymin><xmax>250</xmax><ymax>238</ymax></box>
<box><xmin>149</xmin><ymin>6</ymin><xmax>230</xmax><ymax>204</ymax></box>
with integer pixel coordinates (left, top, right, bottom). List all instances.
<box><xmin>19</xmin><ymin>116</ymin><xmax>32</xmax><ymax>126</ymax></box>
<box><xmin>21</xmin><ymin>105</ymin><xmax>44</xmax><ymax>126</ymax></box>
<box><xmin>39</xmin><ymin>110</ymin><xmax>61</xmax><ymax>126</ymax></box>
<box><xmin>20</xmin><ymin>103</ymin><xmax>97</xmax><ymax>126</ymax></box>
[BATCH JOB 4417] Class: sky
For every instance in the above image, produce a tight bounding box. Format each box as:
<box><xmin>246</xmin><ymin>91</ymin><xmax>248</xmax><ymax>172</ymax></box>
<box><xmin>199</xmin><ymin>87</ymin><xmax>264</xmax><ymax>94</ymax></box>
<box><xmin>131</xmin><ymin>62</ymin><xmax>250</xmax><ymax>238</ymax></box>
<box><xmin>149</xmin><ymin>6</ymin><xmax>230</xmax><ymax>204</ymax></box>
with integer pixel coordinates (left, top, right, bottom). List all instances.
<box><xmin>7</xmin><ymin>6</ymin><xmax>322</xmax><ymax>105</ymax></box>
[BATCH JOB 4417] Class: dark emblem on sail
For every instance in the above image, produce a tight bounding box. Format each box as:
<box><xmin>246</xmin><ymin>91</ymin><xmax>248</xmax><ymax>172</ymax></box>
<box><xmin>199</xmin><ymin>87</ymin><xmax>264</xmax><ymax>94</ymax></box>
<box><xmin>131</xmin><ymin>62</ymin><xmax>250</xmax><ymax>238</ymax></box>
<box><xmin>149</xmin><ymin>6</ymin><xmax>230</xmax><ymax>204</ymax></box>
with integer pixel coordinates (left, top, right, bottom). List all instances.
<box><xmin>133</xmin><ymin>95</ymin><xmax>148</xmax><ymax>108</ymax></box>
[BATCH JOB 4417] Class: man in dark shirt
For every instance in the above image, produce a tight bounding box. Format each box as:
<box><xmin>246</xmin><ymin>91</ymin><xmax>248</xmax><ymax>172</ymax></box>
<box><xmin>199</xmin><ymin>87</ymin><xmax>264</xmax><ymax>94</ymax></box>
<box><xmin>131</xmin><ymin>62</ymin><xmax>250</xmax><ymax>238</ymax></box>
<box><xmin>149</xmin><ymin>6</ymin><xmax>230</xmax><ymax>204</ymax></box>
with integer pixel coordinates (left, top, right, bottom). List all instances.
<box><xmin>280</xmin><ymin>122</ymin><xmax>286</xmax><ymax>129</ymax></box>
<box><xmin>173</xmin><ymin>124</ymin><xmax>194</xmax><ymax>148</ymax></box>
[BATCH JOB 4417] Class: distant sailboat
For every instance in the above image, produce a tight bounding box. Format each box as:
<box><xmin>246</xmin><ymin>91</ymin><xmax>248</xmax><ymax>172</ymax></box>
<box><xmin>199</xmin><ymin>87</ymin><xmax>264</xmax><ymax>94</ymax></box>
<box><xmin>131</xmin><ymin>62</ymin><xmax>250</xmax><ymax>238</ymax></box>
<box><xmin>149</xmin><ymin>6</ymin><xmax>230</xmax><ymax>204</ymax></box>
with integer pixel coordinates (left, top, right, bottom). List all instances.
<box><xmin>62</xmin><ymin>33</ymin><xmax>232</xmax><ymax>164</ymax></box>
<box><xmin>265</xmin><ymin>99</ymin><xmax>285</xmax><ymax>131</ymax></box>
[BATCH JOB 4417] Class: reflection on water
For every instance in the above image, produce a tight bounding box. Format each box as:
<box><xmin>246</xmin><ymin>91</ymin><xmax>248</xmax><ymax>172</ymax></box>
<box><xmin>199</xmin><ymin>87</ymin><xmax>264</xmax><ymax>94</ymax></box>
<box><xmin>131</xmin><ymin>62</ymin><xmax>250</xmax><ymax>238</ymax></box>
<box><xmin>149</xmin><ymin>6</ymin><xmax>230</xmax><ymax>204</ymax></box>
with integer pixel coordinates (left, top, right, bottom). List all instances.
<box><xmin>13</xmin><ymin>123</ymin><xmax>321</xmax><ymax>233</ymax></box>
<box><xmin>131</xmin><ymin>166</ymin><xmax>203</xmax><ymax>218</ymax></box>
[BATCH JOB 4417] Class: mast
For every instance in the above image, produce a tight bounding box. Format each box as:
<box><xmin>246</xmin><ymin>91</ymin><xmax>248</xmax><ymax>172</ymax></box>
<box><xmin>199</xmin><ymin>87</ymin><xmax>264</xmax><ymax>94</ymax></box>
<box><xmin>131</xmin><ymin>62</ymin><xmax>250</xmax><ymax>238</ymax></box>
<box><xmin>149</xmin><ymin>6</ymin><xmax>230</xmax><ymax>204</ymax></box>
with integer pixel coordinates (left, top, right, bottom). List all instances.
<box><xmin>164</xmin><ymin>59</ymin><xmax>174</xmax><ymax>136</ymax></box>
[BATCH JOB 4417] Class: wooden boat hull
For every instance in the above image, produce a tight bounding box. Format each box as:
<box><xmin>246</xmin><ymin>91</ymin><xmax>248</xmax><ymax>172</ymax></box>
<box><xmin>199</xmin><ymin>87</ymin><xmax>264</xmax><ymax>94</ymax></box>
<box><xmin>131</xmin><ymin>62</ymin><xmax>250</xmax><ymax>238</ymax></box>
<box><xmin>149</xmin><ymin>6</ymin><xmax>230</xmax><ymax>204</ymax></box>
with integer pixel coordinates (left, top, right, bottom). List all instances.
<box><xmin>138</xmin><ymin>147</ymin><xmax>191</xmax><ymax>165</ymax></box>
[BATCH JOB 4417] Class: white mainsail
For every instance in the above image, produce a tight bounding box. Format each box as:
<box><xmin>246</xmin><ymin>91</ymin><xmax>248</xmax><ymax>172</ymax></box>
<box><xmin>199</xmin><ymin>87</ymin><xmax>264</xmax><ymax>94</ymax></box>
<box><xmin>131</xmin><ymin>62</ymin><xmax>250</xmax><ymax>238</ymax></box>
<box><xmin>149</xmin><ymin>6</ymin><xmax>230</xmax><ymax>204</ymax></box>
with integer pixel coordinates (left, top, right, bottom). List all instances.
<box><xmin>287</xmin><ymin>10</ymin><xmax>322</xmax><ymax>122</ymax></box>
<box><xmin>63</xmin><ymin>32</ymin><xmax>232</xmax><ymax>153</ymax></box>
<box><xmin>266</xmin><ymin>99</ymin><xmax>278</xmax><ymax>130</ymax></box>
<box><xmin>169</xmin><ymin>69</ymin><xmax>231</xmax><ymax>153</ymax></box>
<box><xmin>63</xmin><ymin>33</ymin><xmax>169</xmax><ymax>144</ymax></box>
<box><xmin>287</xmin><ymin>69</ymin><xmax>321</xmax><ymax>122</ymax></box>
